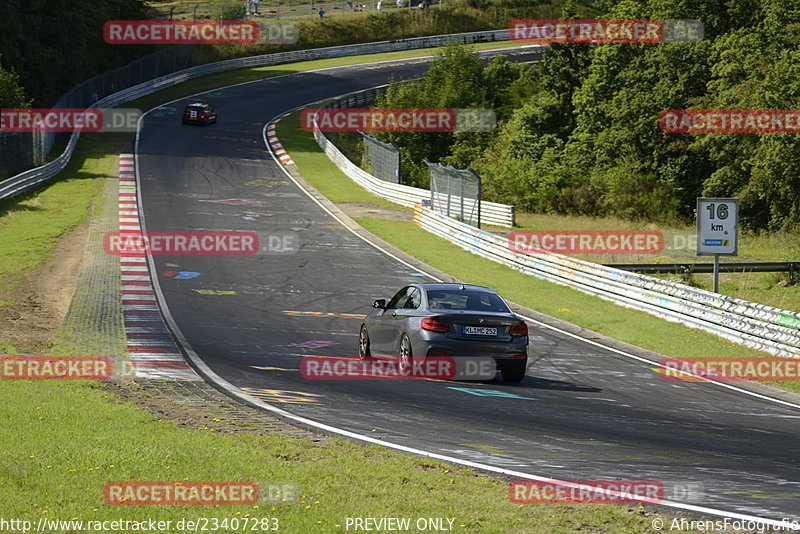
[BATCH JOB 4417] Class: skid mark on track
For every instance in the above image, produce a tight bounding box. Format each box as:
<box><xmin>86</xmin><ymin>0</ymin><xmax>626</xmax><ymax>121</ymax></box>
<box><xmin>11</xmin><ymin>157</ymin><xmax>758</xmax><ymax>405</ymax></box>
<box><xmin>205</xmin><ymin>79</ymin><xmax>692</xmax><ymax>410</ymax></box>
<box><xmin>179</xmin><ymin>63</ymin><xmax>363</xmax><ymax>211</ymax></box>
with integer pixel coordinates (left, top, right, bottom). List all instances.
<box><xmin>286</xmin><ymin>340</ymin><xmax>338</xmax><ymax>349</ymax></box>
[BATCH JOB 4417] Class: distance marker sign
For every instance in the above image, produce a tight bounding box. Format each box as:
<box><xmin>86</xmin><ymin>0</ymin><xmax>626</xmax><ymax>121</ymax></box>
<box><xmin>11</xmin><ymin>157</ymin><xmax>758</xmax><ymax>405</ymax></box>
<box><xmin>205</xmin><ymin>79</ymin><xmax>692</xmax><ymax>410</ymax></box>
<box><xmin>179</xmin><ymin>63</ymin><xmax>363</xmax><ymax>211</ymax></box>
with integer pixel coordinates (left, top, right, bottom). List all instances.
<box><xmin>696</xmin><ymin>198</ymin><xmax>738</xmax><ymax>256</ymax></box>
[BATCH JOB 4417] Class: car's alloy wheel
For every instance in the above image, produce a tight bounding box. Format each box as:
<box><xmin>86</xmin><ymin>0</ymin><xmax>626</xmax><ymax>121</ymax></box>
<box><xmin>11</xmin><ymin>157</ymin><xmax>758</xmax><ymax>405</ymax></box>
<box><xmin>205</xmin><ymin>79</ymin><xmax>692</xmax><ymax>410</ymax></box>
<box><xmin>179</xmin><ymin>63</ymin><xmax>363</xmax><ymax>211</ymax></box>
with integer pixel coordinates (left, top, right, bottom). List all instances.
<box><xmin>359</xmin><ymin>325</ymin><xmax>371</xmax><ymax>360</ymax></box>
<box><xmin>398</xmin><ymin>335</ymin><xmax>413</xmax><ymax>375</ymax></box>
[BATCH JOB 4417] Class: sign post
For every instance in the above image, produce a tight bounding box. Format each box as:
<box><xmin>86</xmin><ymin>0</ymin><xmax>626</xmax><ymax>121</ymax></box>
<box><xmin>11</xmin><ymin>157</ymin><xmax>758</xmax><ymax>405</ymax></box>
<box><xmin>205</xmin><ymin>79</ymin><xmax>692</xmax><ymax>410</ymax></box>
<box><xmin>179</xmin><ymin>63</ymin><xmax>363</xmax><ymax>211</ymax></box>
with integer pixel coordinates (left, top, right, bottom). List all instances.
<box><xmin>696</xmin><ymin>198</ymin><xmax>739</xmax><ymax>293</ymax></box>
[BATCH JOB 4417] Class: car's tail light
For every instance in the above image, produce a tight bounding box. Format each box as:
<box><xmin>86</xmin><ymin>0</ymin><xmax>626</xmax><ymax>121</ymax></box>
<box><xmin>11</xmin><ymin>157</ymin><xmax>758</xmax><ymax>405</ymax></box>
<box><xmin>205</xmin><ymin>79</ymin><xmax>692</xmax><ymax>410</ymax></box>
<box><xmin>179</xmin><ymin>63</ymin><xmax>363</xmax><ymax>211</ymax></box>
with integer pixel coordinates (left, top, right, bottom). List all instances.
<box><xmin>421</xmin><ymin>317</ymin><xmax>449</xmax><ymax>333</ymax></box>
<box><xmin>509</xmin><ymin>322</ymin><xmax>528</xmax><ymax>336</ymax></box>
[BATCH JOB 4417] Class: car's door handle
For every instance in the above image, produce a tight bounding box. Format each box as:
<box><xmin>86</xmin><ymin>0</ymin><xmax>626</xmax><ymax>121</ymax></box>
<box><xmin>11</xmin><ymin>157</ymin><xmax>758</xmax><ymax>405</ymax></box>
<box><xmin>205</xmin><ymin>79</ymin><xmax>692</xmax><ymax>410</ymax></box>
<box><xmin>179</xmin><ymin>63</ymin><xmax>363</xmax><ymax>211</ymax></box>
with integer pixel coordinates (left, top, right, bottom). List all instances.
<box><xmin>391</xmin><ymin>311</ymin><xmax>397</xmax><ymax>317</ymax></box>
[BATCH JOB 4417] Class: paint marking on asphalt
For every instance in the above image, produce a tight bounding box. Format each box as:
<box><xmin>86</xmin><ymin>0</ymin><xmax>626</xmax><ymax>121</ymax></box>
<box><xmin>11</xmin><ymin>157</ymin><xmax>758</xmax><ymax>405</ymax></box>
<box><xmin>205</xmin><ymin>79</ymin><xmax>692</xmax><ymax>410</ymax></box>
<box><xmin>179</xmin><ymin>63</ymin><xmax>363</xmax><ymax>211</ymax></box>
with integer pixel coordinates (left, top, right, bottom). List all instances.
<box><xmin>283</xmin><ymin>311</ymin><xmax>366</xmax><ymax>319</ymax></box>
<box><xmin>447</xmin><ymin>387</ymin><xmax>536</xmax><ymax>400</ymax></box>
<box><xmin>240</xmin><ymin>387</ymin><xmax>322</xmax><ymax>405</ymax></box>
<box><xmin>250</xmin><ymin>365</ymin><xmax>298</xmax><ymax>372</ymax></box>
<box><xmin>131</xmin><ymin>56</ymin><xmax>800</xmax><ymax>527</ymax></box>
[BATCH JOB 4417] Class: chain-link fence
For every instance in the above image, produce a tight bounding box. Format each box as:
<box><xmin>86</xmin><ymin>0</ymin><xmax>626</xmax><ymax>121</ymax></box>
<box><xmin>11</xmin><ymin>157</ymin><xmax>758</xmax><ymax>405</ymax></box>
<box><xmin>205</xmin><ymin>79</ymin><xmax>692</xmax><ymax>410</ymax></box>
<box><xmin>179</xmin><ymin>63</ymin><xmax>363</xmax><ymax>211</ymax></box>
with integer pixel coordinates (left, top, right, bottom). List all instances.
<box><xmin>0</xmin><ymin>46</ymin><xmax>193</xmax><ymax>179</ymax></box>
<box><xmin>361</xmin><ymin>132</ymin><xmax>399</xmax><ymax>183</ymax></box>
<box><xmin>0</xmin><ymin>131</ymin><xmax>43</xmax><ymax>181</ymax></box>
<box><xmin>425</xmin><ymin>158</ymin><xmax>481</xmax><ymax>228</ymax></box>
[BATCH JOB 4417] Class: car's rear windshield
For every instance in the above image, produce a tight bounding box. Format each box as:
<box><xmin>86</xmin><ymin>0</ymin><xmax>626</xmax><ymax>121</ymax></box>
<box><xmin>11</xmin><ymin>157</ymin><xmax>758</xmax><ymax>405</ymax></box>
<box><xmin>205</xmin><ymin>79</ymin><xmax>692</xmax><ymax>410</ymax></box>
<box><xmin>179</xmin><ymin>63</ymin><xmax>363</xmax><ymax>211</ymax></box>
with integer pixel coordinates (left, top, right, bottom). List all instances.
<box><xmin>425</xmin><ymin>289</ymin><xmax>510</xmax><ymax>312</ymax></box>
<box><xmin>186</xmin><ymin>105</ymin><xmax>205</xmax><ymax>110</ymax></box>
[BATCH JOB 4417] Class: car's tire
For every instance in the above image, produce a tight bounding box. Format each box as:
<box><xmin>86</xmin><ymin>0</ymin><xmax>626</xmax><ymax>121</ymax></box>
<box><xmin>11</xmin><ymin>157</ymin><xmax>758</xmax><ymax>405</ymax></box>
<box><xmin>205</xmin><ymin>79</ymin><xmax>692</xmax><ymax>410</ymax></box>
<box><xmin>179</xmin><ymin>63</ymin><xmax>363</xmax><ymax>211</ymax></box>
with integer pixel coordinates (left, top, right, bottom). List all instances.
<box><xmin>358</xmin><ymin>325</ymin><xmax>371</xmax><ymax>360</ymax></box>
<box><xmin>501</xmin><ymin>360</ymin><xmax>527</xmax><ymax>383</ymax></box>
<box><xmin>398</xmin><ymin>334</ymin><xmax>414</xmax><ymax>375</ymax></box>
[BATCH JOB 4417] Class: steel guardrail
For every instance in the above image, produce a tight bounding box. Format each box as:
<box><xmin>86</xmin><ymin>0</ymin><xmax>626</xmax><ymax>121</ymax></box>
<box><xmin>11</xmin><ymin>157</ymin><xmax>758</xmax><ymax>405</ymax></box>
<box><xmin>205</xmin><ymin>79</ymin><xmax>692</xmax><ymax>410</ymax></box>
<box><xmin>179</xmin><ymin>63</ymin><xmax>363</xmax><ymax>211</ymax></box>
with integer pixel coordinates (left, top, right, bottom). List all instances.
<box><xmin>609</xmin><ymin>262</ymin><xmax>798</xmax><ymax>281</ymax></box>
<box><xmin>413</xmin><ymin>204</ymin><xmax>800</xmax><ymax>358</ymax></box>
<box><xmin>0</xmin><ymin>28</ymin><xmax>513</xmax><ymax>202</ymax></box>
<box><xmin>312</xmin><ymin>84</ymin><xmax>520</xmax><ymax>227</ymax></box>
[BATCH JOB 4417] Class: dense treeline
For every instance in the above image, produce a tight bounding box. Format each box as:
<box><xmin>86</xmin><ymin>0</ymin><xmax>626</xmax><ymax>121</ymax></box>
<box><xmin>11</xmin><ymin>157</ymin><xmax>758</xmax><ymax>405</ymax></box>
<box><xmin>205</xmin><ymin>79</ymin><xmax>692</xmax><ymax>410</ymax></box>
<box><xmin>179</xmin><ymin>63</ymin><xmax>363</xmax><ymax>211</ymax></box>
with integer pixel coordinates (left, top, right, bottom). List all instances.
<box><xmin>376</xmin><ymin>0</ymin><xmax>800</xmax><ymax>231</ymax></box>
<box><xmin>0</xmin><ymin>65</ymin><xmax>30</xmax><ymax>108</ymax></box>
<box><xmin>0</xmin><ymin>0</ymin><xmax>149</xmax><ymax>106</ymax></box>
<box><xmin>0</xmin><ymin>0</ymin><xmax>588</xmax><ymax>106</ymax></box>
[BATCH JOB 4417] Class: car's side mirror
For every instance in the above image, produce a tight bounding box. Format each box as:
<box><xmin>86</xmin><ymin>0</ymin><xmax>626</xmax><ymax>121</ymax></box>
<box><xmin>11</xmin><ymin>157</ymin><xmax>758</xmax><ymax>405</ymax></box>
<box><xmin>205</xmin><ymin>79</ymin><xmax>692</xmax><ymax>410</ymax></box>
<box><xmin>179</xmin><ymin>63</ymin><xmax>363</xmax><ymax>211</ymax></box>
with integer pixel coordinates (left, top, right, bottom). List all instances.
<box><xmin>372</xmin><ymin>299</ymin><xmax>386</xmax><ymax>309</ymax></box>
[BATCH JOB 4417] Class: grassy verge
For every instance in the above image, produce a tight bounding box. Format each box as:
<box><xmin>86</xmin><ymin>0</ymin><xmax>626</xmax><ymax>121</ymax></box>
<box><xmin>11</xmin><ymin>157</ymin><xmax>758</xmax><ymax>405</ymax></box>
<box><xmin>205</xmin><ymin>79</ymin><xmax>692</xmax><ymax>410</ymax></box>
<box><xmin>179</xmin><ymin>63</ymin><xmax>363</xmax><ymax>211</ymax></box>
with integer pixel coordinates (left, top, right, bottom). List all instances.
<box><xmin>514</xmin><ymin>213</ymin><xmax>800</xmax><ymax>313</ymax></box>
<box><xmin>0</xmin><ymin>48</ymin><xmax>690</xmax><ymax>533</ymax></box>
<box><xmin>2</xmin><ymin>40</ymin><xmax>532</xmax><ymax>296</ymax></box>
<box><xmin>278</xmin><ymin>107</ymin><xmax>800</xmax><ymax>396</ymax></box>
<box><xmin>1</xmin><ymin>380</ymin><xmax>678</xmax><ymax>533</ymax></box>
<box><xmin>156</xmin><ymin>0</ymin><xmax>586</xmax><ymax>65</ymax></box>
<box><xmin>0</xmin><ymin>135</ymin><xmax>125</xmax><ymax>304</ymax></box>
<box><xmin>129</xmin><ymin>40</ymin><xmax>536</xmax><ymax>113</ymax></box>
<box><xmin>277</xmin><ymin>112</ymin><xmax>406</xmax><ymax>208</ymax></box>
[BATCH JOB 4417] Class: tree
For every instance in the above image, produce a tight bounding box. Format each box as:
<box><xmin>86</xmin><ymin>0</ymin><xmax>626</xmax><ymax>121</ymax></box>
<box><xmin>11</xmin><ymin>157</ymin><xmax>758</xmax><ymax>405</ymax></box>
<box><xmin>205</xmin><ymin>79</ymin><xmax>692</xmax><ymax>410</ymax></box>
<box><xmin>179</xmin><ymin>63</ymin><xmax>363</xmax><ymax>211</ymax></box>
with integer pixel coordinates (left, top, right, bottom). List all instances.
<box><xmin>374</xmin><ymin>45</ymin><xmax>492</xmax><ymax>187</ymax></box>
<box><xmin>0</xmin><ymin>60</ymin><xmax>30</xmax><ymax>108</ymax></box>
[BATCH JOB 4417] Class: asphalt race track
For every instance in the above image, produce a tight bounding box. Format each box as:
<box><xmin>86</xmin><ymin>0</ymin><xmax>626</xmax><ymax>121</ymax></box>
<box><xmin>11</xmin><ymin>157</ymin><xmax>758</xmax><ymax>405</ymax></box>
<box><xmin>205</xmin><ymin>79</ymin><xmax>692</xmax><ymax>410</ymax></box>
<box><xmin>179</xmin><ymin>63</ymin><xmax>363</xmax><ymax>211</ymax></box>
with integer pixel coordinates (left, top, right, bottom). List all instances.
<box><xmin>136</xmin><ymin>48</ymin><xmax>800</xmax><ymax>522</ymax></box>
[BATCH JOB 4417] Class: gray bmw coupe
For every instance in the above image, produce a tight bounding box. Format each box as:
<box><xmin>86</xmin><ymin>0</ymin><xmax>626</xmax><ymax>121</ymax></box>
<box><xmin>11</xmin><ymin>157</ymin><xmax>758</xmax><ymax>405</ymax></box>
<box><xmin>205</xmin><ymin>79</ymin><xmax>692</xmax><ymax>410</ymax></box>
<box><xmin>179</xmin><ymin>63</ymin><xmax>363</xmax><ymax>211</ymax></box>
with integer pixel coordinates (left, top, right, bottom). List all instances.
<box><xmin>359</xmin><ymin>283</ymin><xmax>529</xmax><ymax>382</ymax></box>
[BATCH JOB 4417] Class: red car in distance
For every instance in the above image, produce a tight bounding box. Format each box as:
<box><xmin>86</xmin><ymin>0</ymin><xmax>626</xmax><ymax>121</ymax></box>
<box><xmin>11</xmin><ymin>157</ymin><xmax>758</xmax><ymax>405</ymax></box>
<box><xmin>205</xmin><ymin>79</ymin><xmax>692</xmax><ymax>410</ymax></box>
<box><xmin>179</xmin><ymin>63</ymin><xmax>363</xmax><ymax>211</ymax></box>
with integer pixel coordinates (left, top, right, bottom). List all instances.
<box><xmin>182</xmin><ymin>103</ymin><xmax>217</xmax><ymax>125</ymax></box>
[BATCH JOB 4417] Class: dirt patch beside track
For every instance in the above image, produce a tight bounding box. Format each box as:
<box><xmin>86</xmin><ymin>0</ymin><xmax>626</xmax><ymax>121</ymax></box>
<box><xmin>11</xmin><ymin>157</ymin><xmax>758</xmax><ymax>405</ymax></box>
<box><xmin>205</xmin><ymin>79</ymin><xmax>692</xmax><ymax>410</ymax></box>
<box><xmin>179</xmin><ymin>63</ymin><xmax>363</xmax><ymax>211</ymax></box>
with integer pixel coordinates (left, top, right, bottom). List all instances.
<box><xmin>0</xmin><ymin>219</ymin><xmax>89</xmax><ymax>354</ymax></box>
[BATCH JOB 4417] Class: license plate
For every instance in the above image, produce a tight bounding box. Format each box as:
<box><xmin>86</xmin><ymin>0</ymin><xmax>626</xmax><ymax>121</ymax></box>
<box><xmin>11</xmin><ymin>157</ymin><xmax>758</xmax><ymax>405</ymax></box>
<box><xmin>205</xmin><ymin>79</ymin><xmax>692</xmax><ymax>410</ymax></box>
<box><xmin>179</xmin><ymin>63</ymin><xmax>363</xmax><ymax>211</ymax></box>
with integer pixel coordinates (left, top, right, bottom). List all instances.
<box><xmin>463</xmin><ymin>326</ymin><xmax>497</xmax><ymax>336</ymax></box>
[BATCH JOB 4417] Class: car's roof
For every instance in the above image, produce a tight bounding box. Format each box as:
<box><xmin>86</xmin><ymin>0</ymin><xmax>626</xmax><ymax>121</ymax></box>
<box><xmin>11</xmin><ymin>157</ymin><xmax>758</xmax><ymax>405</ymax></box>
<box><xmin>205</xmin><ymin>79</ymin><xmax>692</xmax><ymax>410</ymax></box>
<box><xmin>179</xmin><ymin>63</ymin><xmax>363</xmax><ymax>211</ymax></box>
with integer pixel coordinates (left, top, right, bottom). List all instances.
<box><xmin>415</xmin><ymin>283</ymin><xmax>496</xmax><ymax>293</ymax></box>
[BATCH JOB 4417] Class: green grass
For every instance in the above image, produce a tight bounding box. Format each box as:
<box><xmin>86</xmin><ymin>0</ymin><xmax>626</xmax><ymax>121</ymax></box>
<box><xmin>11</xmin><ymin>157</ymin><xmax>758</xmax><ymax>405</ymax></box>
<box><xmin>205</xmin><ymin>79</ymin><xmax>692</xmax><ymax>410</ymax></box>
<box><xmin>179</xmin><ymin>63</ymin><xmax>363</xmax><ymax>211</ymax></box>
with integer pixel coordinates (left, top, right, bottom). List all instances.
<box><xmin>0</xmin><ymin>380</ymin><xmax>676</xmax><ymax>532</ymax></box>
<box><xmin>187</xmin><ymin>2</ymin><xmax>567</xmax><ymax>65</ymax></box>
<box><xmin>130</xmin><ymin>40</ymin><xmax>534</xmax><ymax>113</ymax></box>
<box><xmin>0</xmin><ymin>47</ymin><xmax>691</xmax><ymax>533</ymax></box>
<box><xmin>147</xmin><ymin>0</ymin><xmax>466</xmax><ymax>21</ymax></box>
<box><xmin>513</xmin><ymin>213</ymin><xmax>800</xmax><ymax>313</ymax></box>
<box><xmin>0</xmin><ymin>135</ymin><xmax>122</xmax><ymax>299</ymax></box>
<box><xmin>278</xmin><ymin>112</ymin><xmax>406</xmax><ymax>208</ymax></box>
<box><xmin>279</xmin><ymin>107</ymin><xmax>800</xmax><ymax>396</ymax></box>
<box><xmin>356</xmin><ymin>218</ymin><xmax>773</xmax><ymax>361</ymax></box>
<box><xmin>0</xmin><ymin>41</ymin><xmax>532</xmax><ymax>293</ymax></box>
<box><xmin>0</xmin><ymin>132</ymin><xmax>127</xmax><ymax>351</ymax></box>
<box><xmin>514</xmin><ymin>212</ymin><xmax>800</xmax><ymax>264</ymax></box>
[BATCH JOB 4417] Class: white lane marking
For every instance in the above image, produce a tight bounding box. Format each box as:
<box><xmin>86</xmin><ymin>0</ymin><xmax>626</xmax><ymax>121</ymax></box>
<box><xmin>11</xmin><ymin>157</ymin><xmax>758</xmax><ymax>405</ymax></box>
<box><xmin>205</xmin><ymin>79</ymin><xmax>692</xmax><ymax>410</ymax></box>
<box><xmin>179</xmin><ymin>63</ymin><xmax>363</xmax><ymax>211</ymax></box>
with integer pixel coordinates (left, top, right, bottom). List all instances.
<box><xmin>515</xmin><ymin>311</ymin><xmax>800</xmax><ymax>412</ymax></box>
<box><xmin>262</xmin><ymin>103</ymin><xmax>800</xmax><ymax>411</ymax></box>
<box><xmin>133</xmin><ymin>54</ymin><xmax>800</xmax><ymax>527</ymax></box>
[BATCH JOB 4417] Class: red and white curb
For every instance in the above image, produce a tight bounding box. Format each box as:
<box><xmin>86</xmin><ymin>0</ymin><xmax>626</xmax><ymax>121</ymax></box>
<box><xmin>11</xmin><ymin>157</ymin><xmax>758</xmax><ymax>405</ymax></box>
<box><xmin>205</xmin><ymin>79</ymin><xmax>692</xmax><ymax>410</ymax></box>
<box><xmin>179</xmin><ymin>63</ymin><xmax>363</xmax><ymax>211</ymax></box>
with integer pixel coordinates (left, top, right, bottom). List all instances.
<box><xmin>118</xmin><ymin>154</ymin><xmax>199</xmax><ymax>380</ymax></box>
<box><xmin>266</xmin><ymin>113</ymin><xmax>294</xmax><ymax>165</ymax></box>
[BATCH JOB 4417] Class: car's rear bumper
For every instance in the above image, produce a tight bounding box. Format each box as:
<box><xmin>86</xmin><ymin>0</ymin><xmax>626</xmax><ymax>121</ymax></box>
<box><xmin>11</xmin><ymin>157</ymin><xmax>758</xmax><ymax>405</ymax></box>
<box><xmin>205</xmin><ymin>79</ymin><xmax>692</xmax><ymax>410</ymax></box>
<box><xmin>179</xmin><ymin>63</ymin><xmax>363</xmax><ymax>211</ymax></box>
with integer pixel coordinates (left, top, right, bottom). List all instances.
<box><xmin>182</xmin><ymin>117</ymin><xmax>212</xmax><ymax>124</ymax></box>
<box><xmin>412</xmin><ymin>333</ymin><xmax>528</xmax><ymax>361</ymax></box>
